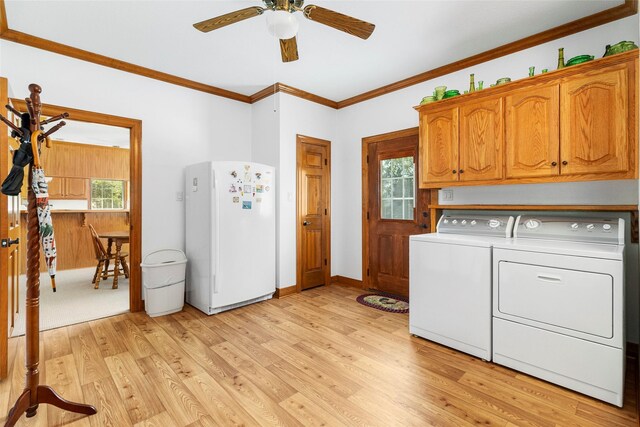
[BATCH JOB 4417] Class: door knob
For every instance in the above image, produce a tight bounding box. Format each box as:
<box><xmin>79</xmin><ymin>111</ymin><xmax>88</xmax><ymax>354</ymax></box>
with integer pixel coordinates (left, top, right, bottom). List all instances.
<box><xmin>551</xmin><ymin>161</ymin><xmax>557</xmax><ymax>167</ymax></box>
<box><xmin>452</xmin><ymin>170</ymin><xmax>457</xmax><ymax>174</ymax></box>
<box><xmin>562</xmin><ymin>160</ymin><xmax>568</xmax><ymax>165</ymax></box>
<box><xmin>1</xmin><ymin>238</ymin><xmax>19</xmax><ymax>248</ymax></box>
<box><xmin>303</xmin><ymin>221</ymin><xmax>311</xmax><ymax>226</ymax></box>
<box><xmin>420</xmin><ymin>223</ymin><xmax>428</xmax><ymax>229</ymax></box>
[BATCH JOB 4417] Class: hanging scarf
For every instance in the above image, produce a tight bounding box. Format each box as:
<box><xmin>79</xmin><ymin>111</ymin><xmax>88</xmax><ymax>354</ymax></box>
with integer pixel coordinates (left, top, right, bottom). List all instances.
<box><xmin>30</xmin><ymin>131</ymin><xmax>57</xmax><ymax>292</ymax></box>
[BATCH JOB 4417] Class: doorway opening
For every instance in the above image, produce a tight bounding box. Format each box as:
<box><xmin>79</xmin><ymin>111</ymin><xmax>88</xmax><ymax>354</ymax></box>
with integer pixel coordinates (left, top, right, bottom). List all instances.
<box><xmin>7</xmin><ymin>100</ymin><xmax>142</xmax><ymax>336</ymax></box>
<box><xmin>296</xmin><ymin>135</ymin><xmax>331</xmax><ymax>292</ymax></box>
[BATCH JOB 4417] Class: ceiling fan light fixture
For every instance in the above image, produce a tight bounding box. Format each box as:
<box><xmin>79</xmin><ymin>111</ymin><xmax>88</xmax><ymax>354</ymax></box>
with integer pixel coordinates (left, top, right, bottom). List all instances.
<box><xmin>266</xmin><ymin>10</ymin><xmax>299</xmax><ymax>39</ymax></box>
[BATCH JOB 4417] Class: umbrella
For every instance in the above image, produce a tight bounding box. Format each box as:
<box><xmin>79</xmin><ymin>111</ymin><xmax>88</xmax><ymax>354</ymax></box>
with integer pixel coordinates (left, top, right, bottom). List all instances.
<box><xmin>1</xmin><ymin>141</ymin><xmax>33</xmax><ymax>196</ymax></box>
<box><xmin>30</xmin><ymin>130</ymin><xmax>58</xmax><ymax>292</ymax></box>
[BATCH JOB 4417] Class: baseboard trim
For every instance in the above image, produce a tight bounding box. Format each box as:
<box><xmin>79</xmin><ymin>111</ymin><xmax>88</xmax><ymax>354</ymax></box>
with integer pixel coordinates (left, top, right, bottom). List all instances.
<box><xmin>274</xmin><ymin>285</ymin><xmax>297</xmax><ymax>299</ymax></box>
<box><xmin>330</xmin><ymin>275</ymin><xmax>363</xmax><ymax>289</ymax></box>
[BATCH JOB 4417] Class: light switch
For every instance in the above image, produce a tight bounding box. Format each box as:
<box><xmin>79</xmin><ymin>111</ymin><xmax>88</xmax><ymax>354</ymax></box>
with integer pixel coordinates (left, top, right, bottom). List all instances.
<box><xmin>442</xmin><ymin>190</ymin><xmax>453</xmax><ymax>201</ymax></box>
<box><xmin>176</xmin><ymin>191</ymin><xmax>184</xmax><ymax>201</ymax></box>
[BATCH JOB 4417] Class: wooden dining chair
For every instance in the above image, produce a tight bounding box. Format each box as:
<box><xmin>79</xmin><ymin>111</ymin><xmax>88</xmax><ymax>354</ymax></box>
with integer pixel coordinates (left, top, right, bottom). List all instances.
<box><xmin>88</xmin><ymin>224</ymin><xmax>129</xmax><ymax>289</ymax></box>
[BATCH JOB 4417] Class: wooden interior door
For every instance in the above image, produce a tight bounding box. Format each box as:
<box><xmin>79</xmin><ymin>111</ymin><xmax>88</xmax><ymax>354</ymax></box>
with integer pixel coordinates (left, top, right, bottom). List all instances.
<box><xmin>367</xmin><ymin>133</ymin><xmax>430</xmax><ymax>297</ymax></box>
<box><xmin>419</xmin><ymin>106</ymin><xmax>459</xmax><ymax>185</ymax></box>
<box><xmin>506</xmin><ymin>84</ymin><xmax>560</xmax><ymax>178</ymax></box>
<box><xmin>459</xmin><ymin>96</ymin><xmax>504</xmax><ymax>182</ymax></box>
<box><xmin>560</xmin><ymin>65</ymin><xmax>629</xmax><ymax>175</ymax></box>
<box><xmin>297</xmin><ymin>135</ymin><xmax>331</xmax><ymax>291</ymax></box>
<box><xmin>0</xmin><ymin>78</ymin><xmax>22</xmax><ymax>379</ymax></box>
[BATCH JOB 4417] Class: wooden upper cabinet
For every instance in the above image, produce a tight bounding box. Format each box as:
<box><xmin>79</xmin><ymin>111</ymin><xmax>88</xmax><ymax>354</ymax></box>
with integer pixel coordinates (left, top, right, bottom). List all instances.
<box><xmin>505</xmin><ymin>84</ymin><xmax>560</xmax><ymax>178</ymax></box>
<box><xmin>415</xmin><ymin>51</ymin><xmax>637</xmax><ymax>188</ymax></box>
<box><xmin>459</xmin><ymin>97</ymin><xmax>503</xmax><ymax>182</ymax></box>
<box><xmin>65</xmin><ymin>178</ymin><xmax>88</xmax><ymax>199</ymax></box>
<box><xmin>560</xmin><ymin>65</ymin><xmax>628</xmax><ymax>175</ymax></box>
<box><xmin>47</xmin><ymin>177</ymin><xmax>65</xmax><ymax>199</ymax></box>
<box><xmin>419</xmin><ymin>107</ymin><xmax>459</xmax><ymax>186</ymax></box>
<box><xmin>48</xmin><ymin>176</ymin><xmax>88</xmax><ymax>200</ymax></box>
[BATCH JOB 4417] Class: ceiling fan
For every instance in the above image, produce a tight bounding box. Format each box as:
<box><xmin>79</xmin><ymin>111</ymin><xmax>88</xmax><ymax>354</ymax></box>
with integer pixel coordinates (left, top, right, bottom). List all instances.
<box><xmin>193</xmin><ymin>0</ymin><xmax>375</xmax><ymax>63</ymax></box>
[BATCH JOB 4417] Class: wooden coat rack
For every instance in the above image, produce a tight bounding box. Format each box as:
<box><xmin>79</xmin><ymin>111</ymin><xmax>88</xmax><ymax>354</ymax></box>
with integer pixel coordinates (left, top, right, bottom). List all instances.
<box><xmin>2</xmin><ymin>84</ymin><xmax>96</xmax><ymax>426</ymax></box>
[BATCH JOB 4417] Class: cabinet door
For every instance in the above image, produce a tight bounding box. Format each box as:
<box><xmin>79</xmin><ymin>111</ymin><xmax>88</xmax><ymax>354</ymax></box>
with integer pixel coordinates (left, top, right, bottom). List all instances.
<box><xmin>47</xmin><ymin>177</ymin><xmax>65</xmax><ymax>199</ymax></box>
<box><xmin>459</xmin><ymin>97</ymin><xmax>503</xmax><ymax>181</ymax></box>
<box><xmin>560</xmin><ymin>66</ymin><xmax>628</xmax><ymax>175</ymax></box>
<box><xmin>506</xmin><ymin>84</ymin><xmax>560</xmax><ymax>178</ymax></box>
<box><xmin>65</xmin><ymin>177</ymin><xmax>87</xmax><ymax>199</ymax></box>
<box><xmin>419</xmin><ymin>107</ymin><xmax>459</xmax><ymax>186</ymax></box>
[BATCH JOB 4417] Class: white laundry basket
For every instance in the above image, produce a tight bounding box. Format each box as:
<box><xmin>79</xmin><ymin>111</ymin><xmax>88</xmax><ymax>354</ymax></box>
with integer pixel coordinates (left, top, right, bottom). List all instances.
<box><xmin>141</xmin><ymin>249</ymin><xmax>187</xmax><ymax>317</ymax></box>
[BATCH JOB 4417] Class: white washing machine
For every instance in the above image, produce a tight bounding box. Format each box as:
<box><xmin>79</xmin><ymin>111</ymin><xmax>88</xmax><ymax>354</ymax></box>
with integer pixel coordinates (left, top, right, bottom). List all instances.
<box><xmin>409</xmin><ymin>214</ymin><xmax>515</xmax><ymax>360</ymax></box>
<box><xmin>492</xmin><ymin>215</ymin><xmax>625</xmax><ymax>406</ymax></box>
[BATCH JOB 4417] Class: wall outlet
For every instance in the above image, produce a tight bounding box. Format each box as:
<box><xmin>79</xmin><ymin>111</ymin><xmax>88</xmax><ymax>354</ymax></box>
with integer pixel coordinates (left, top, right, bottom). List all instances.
<box><xmin>176</xmin><ymin>191</ymin><xmax>184</xmax><ymax>201</ymax></box>
<box><xmin>442</xmin><ymin>190</ymin><xmax>453</xmax><ymax>201</ymax></box>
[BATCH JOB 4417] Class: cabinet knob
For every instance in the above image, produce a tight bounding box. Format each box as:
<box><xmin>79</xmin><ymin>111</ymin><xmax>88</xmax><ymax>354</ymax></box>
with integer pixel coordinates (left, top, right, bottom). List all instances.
<box><xmin>551</xmin><ymin>161</ymin><xmax>557</xmax><ymax>167</ymax></box>
<box><xmin>459</xmin><ymin>169</ymin><xmax>464</xmax><ymax>174</ymax></box>
<box><xmin>452</xmin><ymin>170</ymin><xmax>457</xmax><ymax>174</ymax></box>
<box><xmin>562</xmin><ymin>160</ymin><xmax>568</xmax><ymax>166</ymax></box>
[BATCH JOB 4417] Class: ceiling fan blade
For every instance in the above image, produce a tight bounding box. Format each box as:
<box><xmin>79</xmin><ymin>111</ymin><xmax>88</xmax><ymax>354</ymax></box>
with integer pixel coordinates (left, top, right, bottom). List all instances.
<box><xmin>280</xmin><ymin>37</ymin><xmax>299</xmax><ymax>62</ymax></box>
<box><xmin>193</xmin><ymin>7</ymin><xmax>264</xmax><ymax>33</ymax></box>
<box><xmin>303</xmin><ymin>5</ymin><xmax>375</xmax><ymax>40</ymax></box>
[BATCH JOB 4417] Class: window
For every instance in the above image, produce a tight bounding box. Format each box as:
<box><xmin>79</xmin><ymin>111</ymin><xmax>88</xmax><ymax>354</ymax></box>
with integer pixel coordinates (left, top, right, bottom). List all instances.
<box><xmin>380</xmin><ymin>156</ymin><xmax>415</xmax><ymax>220</ymax></box>
<box><xmin>91</xmin><ymin>179</ymin><xmax>125</xmax><ymax>210</ymax></box>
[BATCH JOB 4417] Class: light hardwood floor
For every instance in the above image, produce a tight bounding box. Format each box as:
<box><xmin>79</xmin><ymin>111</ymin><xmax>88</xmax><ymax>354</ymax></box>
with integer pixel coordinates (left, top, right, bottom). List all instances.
<box><xmin>1</xmin><ymin>285</ymin><xmax>638</xmax><ymax>426</ymax></box>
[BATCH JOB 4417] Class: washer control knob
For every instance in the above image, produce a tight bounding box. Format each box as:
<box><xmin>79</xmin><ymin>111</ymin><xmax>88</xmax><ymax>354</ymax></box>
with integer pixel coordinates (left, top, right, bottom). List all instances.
<box><xmin>452</xmin><ymin>219</ymin><xmax>458</xmax><ymax>225</ymax></box>
<box><xmin>524</xmin><ymin>219</ymin><xmax>540</xmax><ymax>229</ymax></box>
<box><xmin>470</xmin><ymin>220</ymin><xmax>477</xmax><ymax>226</ymax></box>
<box><xmin>443</xmin><ymin>219</ymin><xmax>449</xmax><ymax>224</ymax></box>
<box><xmin>603</xmin><ymin>224</ymin><xmax>612</xmax><ymax>231</ymax></box>
<box><xmin>570</xmin><ymin>223</ymin><xmax>579</xmax><ymax>230</ymax></box>
<box><xmin>586</xmin><ymin>224</ymin><xmax>595</xmax><ymax>230</ymax></box>
<box><xmin>488</xmin><ymin>219</ymin><xmax>501</xmax><ymax>228</ymax></box>
<box><xmin>461</xmin><ymin>220</ymin><xmax>467</xmax><ymax>225</ymax></box>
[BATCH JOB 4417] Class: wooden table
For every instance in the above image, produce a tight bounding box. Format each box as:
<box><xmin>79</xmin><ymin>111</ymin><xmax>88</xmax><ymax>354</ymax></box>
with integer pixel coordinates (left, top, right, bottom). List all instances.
<box><xmin>98</xmin><ymin>231</ymin><xmax>130</xmax><ymax>288</ymax></box>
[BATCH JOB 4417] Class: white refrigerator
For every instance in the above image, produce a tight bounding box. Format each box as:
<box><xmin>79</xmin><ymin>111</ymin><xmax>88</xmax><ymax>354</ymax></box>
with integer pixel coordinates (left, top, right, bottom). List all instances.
<box><xmin>185</xmin><ymin>161</ymin><xmax>276</xmax><ymax>315</ymax></box>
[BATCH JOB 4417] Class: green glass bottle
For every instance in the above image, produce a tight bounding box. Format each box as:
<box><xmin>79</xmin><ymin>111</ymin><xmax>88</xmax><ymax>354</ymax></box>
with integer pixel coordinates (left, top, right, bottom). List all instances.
<box><xmin>469</xmin><ymin>73</ymin><xmax>475</xmax><ymax>93</ymax></box>
<box><xmin>557</xmin><ymin>48</ymin><xmax>565</xmax><ymax>69</ymax></box>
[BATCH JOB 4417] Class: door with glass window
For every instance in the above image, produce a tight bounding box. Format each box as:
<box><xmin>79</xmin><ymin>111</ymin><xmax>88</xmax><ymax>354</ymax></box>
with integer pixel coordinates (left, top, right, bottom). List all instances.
<box><xmin>367</xmin><ymin>133</ymin><xmax>430</xmax><ymax>296</ymax></box>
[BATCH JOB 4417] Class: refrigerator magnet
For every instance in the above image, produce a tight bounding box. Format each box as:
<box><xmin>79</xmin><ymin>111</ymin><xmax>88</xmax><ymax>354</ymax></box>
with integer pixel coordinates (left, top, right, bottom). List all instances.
<box><xmin>242</xmin><ymin>201</ymin><xmax>252</xmax><ymax>209</ymax></box>
<box><xmin>229</xmin><ymin>184</ymin><xmax>237</xmax><ymax>193</ymax></box>
<box><xmin>244</xmin><ymin>185</ymin><xmax>252</xmax><ymax>193</ymax></box>
<box><xmin>256</xmin><ymin>198</ymin><xmax>262</xmax><ymax>203</ymax></box>
<box><xmin>256</xmin><ymin>185</ymin><xmax>263</xmax><ymax>193</ymax></box>
<box><xmin>265</xmin><ymin>186</ymin><xmax>270</xmax><ymax>192</ymax></box>
<box><xmin>232</xmin><ymin>197</ymin><xmax>239</xmax><ymax>203</ymax></box>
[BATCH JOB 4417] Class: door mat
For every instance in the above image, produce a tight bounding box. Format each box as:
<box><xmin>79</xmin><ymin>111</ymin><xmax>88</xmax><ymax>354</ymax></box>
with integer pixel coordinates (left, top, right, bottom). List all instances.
<box><xmin>356</xmin><ymin>293</ymin><xmax>409</xmax><ymax>313</ymax></box>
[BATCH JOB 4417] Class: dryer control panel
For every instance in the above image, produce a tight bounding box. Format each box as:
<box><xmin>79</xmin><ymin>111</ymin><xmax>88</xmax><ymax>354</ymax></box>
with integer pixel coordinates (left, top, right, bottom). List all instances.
<box><xmin>437</xmin><ymin>215</ymin><xmax>515</xmax><ymax>238</ymax></box>
<box><xmin>515</xmin><ymin>216</ymin><xmax>624</xmax><ymax>245</ymax></box>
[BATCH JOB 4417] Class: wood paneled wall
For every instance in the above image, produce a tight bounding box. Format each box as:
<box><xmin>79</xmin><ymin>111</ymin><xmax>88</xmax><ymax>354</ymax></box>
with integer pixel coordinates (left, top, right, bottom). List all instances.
<box><xmin>19</xmin><ymin>212</ymin><xmax>130</xmax><ymax>274</ymax></box>
<box><xmin>39</xmin><ymin>140</ymin><xmax>129</xmax><ymax>179</ymax></box>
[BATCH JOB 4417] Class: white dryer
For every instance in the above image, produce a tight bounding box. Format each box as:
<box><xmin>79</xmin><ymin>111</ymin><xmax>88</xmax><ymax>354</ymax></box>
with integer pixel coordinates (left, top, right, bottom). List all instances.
<box><xmin>492</xmin><ymin>215</ymin><xmax>625</xmax><ymax>406</ymax></box>
<box><xmin>409</xmin><ymin>214</ymin><xmax>514</xmax><ymax>360</ymax></box>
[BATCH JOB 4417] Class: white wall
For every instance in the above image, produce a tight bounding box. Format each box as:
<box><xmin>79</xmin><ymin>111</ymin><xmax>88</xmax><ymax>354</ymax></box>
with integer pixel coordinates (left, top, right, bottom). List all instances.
<box><xmin>251</xmin><ymin>95</ymin><xmax>281</xmax><ymax>283</ymax></box>
<box><xmin>0</xmin><ymin>41</ymin><xmax>252</xmax><ymax>256</ymax></box>
<box><xmin>251</xmin><ymin>93</ymin><xmax>337</xmax><ymax>288</ymax></box>
<box><xmin>333</xmin><ymin>15</ymin><xmax>640</xmax><ymax>280</ymax></box>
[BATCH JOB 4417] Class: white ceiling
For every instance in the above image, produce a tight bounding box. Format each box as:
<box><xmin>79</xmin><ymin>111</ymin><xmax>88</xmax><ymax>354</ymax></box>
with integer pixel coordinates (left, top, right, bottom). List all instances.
<box><xmin>5</xmin><ymin>0</ymin><xmax>624</xmax><ymax>101</ymax></box>
<box><xmin>50</xmin><ymin>119</ymin><xmax>130</xmax><ymax>148</ymax></box>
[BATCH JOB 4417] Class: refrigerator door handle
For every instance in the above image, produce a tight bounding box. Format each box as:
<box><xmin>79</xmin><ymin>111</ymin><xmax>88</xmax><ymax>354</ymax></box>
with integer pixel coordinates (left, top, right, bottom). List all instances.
<box><xmin>213</xmin><ymin>170</ymin><xmax>220</xmax><ymax>294</ymax></box>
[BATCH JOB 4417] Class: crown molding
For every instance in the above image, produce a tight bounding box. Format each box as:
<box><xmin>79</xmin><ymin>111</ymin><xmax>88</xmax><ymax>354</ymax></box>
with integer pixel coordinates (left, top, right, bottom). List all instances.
<box><xmin>1</xmin><ymin>0</ymin><xmax>636</xmax><ymax>109</ymax></box>
<box><xmin>336</xmin><ymin>0</ymin><xmax>638</xmax><ymax>109</ymax></box>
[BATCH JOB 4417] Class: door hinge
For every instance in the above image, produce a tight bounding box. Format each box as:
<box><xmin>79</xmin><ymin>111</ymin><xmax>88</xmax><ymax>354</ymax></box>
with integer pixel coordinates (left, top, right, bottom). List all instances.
<box><xmin>324</xmin><ymin>259</ymin><xmax>327</xmax><ymax>266</ymax></box>
<box><xmin>367</xmin><ymin>212</ymin><xmax>369</xmax><ymax>220</ymax></box>
<box><xmin>324</xmin><ymin>208</ymin><xmax>327</xmax><ymax>215</ymax></box>
<box><xmin>367</xmin><ymin>268</ymin><xmax>370</xmax><ymax>276</ymax></box>
<box><xmin>324</xmin><ymin>158</ymin><xmax>327</xmax><ymax>166</ymax></box>
<box><xmin>366</xmin><ymin>155</ymin><xmax>369</xmax><ymax>163</ymax></box>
